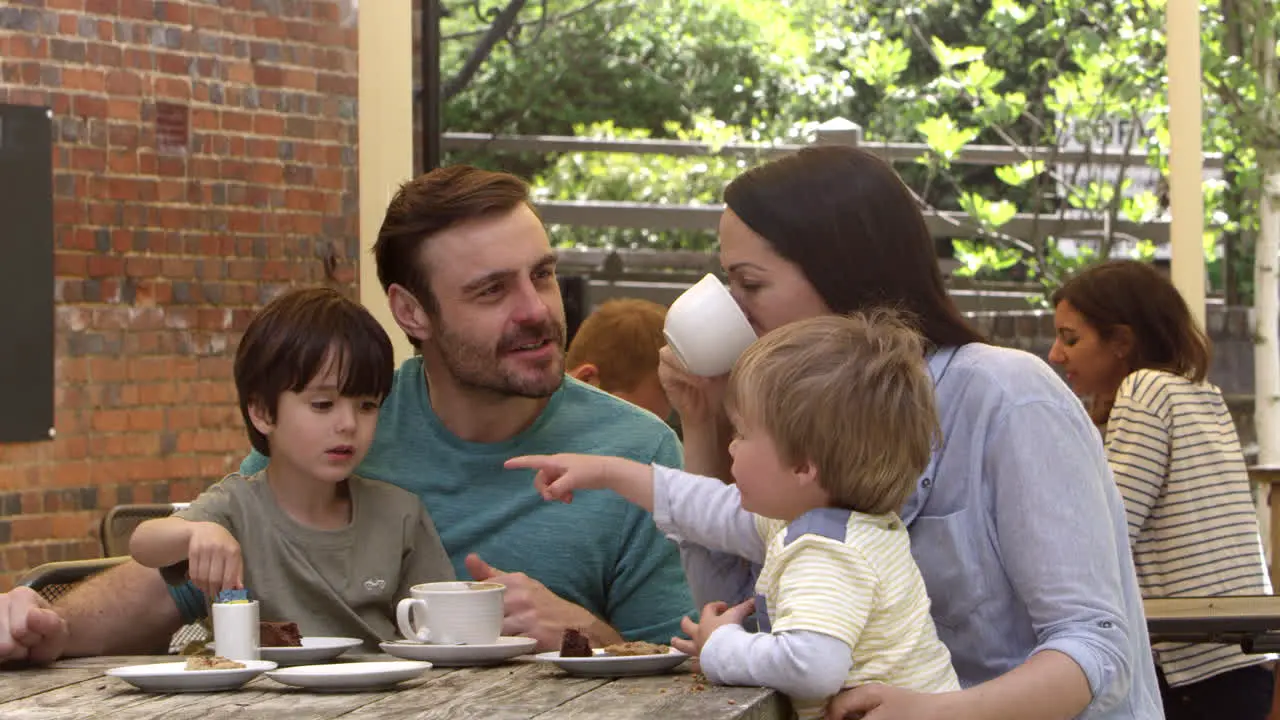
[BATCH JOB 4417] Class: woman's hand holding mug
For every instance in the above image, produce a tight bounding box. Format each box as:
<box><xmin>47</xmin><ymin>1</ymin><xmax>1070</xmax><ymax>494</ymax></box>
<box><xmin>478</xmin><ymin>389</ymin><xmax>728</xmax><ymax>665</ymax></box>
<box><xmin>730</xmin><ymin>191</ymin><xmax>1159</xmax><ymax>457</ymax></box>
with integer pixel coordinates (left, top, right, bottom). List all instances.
<box><xmin>658</xmin><ymin>346</ymin><xmax>728</xmax><ymax>428</ymax></box>
<box><xmin>658</xmin><ymin>273</ymin><xmax>755</xmax><ymax>427</ymax></box>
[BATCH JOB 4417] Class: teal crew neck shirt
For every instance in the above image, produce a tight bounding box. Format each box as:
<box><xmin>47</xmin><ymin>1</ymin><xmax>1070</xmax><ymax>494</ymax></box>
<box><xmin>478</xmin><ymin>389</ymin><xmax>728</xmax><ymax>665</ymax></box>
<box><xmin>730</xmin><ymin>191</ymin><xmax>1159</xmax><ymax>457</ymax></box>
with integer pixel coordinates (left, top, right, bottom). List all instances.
<box><xmin>239</xmin><ymin>357</ymin><xmax>693</xmax><ymax>642</ymax></box>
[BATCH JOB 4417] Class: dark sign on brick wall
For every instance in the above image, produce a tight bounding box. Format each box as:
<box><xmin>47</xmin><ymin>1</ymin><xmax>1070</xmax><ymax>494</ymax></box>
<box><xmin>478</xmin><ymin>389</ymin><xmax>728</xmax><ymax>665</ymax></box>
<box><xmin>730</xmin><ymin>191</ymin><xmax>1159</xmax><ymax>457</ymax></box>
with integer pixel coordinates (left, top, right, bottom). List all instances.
<box><xmin>0</xmin><ymin>103</ymin><xmax>55</xmax><ymax>444</ymax></box>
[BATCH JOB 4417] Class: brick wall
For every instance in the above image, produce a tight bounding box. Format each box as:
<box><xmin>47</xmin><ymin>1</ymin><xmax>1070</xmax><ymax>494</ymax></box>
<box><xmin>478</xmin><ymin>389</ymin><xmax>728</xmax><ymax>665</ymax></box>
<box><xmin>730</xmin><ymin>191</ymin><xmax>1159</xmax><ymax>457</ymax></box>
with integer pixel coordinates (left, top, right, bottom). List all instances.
<box><xmin>0</xmin><ymin>0</ymin><xmax>358</xmax><ymax>589</ymax></box>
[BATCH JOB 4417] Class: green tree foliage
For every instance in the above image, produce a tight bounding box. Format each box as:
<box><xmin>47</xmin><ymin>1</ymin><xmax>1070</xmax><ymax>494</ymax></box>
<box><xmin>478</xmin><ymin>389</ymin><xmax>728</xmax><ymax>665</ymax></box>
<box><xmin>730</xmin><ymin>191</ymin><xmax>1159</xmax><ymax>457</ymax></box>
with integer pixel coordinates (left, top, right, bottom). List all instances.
<box><xmin>440</xmin><ymin>0</ymin><xmax>1279</xmax><ymax>302</ymax></box>
<box><xmin>441</xmin><ymin>0</ymin><xmax>814</xmax><ymax>176</ymax></box>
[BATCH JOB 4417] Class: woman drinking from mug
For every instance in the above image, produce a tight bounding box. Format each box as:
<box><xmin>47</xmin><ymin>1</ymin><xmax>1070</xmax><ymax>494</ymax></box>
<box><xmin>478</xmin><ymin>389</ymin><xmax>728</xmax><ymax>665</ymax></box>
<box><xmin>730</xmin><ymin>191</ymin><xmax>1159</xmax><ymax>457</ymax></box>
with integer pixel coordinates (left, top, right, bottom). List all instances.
<box><xmin>663</xmin><ymin>145</ymin><xmax>1162</xmax><ymax>720</ymax></box>
<box><xmin>1049</xmin><ymin>259</ymin><xmax>1274</xmax><ymax>720</ymax></box>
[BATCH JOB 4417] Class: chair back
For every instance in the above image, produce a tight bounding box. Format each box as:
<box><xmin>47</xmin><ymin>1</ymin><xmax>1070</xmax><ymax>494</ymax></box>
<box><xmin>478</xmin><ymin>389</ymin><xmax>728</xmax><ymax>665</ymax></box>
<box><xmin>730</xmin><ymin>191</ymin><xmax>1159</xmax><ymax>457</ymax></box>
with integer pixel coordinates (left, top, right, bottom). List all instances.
<box><xmin>96</xmin><ymin>502</ymin><xmax>209</xmax><ymax>653</ymax></box>
<box><xmin>99</xmin><ymin>503</ymin><xmax>191</xmax><ymax>557</ymax></box>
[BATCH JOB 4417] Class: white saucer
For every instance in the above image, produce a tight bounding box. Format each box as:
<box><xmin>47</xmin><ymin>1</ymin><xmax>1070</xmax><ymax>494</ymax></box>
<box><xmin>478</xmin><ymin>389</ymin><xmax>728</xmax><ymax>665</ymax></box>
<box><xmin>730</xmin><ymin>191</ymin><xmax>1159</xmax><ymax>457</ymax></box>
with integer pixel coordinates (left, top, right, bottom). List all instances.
<box><xmin>379</xmin><ymin>636</ymin><xmax>537</xmax><ymax>666</ymax></box>
<box><xmin>106</xmin><ymin>660</ymin><xmax>277</xmax><ymax>693</ymax></box>
<box><xmin>265</xmin><ymin>660</ymin><xmax>432</xmax><ymax>691</ymax></box>
<box><xmin>534</xmin><ymin>648</ymin><xmax>688</xmax><ymax>677</ymax></box>
<box><xmin>214</xmin><ymin>637</ymin><xmax>364</xmax><ymax>666</ymax></box>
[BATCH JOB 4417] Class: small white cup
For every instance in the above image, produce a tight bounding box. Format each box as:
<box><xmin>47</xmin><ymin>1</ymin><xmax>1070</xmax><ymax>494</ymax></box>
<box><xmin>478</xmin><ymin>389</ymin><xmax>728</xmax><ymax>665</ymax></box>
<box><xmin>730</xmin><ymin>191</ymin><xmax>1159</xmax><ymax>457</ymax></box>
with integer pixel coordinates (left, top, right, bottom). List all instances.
<box><xmin>212</xmin><ymin>600</ymin><xmax>260</xmax><ymax>661</ymax></box>
<box><xmin>664</xmin><ymin>273</ymin><xmax>758</xmax><ymax>377</ymax></box>
<box><xmin>395</xmin><ymin>581</ymin><xmax>504</xmax><ymax>645</ymax></box>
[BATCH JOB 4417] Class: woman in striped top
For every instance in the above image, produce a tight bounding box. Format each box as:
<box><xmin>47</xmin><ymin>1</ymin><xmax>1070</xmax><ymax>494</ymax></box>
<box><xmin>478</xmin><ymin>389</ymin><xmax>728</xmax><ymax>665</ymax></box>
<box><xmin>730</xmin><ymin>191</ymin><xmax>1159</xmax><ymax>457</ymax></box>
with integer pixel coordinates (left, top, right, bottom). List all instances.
<box><xmin>1049</xmin><ymin>259</ymin><xmax>1273</xmax><ymax>719</ymax></box>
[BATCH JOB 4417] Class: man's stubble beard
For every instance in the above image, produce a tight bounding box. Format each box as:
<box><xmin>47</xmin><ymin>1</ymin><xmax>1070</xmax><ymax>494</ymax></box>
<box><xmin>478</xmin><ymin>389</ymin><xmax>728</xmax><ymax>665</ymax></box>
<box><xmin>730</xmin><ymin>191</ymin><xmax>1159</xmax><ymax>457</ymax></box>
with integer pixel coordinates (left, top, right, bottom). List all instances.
<box><xmin>432</xmin><ymin>316</ymin><xmax>567</xmax><ymax>399</ymax></box>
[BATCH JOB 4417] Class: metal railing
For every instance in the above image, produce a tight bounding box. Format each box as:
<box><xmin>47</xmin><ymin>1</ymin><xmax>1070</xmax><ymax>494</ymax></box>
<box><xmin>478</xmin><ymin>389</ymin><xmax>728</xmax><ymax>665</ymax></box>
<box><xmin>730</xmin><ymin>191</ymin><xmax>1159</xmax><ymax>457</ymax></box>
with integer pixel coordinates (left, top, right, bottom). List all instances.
<box><xmin>444</xmin><ymin>118</ymin><xmax>1224</xmax><ymax>245</ymax></box>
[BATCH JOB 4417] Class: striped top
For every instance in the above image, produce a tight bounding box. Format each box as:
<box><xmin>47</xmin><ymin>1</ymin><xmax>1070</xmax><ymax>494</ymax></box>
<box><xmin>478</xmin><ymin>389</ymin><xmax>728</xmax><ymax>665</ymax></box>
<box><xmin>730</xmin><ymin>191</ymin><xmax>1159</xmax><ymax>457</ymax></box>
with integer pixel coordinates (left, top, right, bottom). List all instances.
<box><xmin>754</xmin><ymin>510</ymin><xmax>959</xmax><ymax>718</ymax></box>
<box><xmin>1105</xmin><ymin>368</ymin><xmax>1273</xmax><ymax>687</ymax></box>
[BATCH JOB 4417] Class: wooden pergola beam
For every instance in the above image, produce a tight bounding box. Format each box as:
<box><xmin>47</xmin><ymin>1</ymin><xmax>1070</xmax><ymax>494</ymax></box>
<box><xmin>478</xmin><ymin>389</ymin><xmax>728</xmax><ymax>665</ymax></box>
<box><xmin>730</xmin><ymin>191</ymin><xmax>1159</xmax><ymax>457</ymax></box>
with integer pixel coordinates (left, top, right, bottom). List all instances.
<box><xmin>357</xmin><ymin>1</ymin><xmax>415</xmax><ymax>365</ymax></box>
<box><xmin>1168</xmin><ymin>0</ymin><xmax>1206</xmax><ymax>326</ymax></box>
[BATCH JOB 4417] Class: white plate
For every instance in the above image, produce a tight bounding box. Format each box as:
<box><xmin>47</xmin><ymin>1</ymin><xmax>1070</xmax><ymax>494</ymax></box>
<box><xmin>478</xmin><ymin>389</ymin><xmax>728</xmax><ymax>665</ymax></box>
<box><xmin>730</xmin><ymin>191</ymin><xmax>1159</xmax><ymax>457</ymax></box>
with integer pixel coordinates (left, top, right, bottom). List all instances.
<box><xmin>534</xmin><ymin>648</ymin><xmax>689</xmax><ymax>677</ymax></box>
<box><xmin>379</xmin><ymin>636</ymin><xmax>537</xmax><ymax>666</ymax></box>
<box><xmin>106</xmin><ymin>660</ymin><xmax>277</xmax><ymax>693</ymax></box>
<box><xmin>214</xmin><ymin>637</ymin><xmax>364</xmax><ymax>666</ymax></box>
<box><xmin>265</xmin><ymin>660</ymin><xmax>432</xmax><ymax>691</ymax></box>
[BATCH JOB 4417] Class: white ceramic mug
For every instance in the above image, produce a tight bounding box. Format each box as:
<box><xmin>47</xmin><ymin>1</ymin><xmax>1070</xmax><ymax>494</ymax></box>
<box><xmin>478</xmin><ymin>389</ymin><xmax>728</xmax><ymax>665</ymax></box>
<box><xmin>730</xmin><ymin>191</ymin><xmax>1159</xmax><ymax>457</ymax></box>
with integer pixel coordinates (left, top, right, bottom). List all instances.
<box><xmin>395</xmin><ymin>581</ymin><xmax>504</xmax><ymax>645</ymax></box>
<box><xmin>211</xmin><ymin>600</ymin><xmax>260</xmax><ymax>661</ymax></box>
<box><xmin>663</xmin><ymin>273</ymin><xmax>758</xmax><ymax>377</ymax></box>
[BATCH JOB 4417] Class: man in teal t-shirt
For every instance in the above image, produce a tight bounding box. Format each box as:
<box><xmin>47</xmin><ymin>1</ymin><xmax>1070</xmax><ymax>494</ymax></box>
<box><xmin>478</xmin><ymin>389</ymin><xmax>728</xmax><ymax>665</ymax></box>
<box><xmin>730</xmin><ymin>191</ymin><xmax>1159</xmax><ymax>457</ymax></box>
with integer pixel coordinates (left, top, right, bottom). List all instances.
<box><xmin>231</xmin><ymin>165</ymin><xmax>693</xmax><ymax>650</ymax></box>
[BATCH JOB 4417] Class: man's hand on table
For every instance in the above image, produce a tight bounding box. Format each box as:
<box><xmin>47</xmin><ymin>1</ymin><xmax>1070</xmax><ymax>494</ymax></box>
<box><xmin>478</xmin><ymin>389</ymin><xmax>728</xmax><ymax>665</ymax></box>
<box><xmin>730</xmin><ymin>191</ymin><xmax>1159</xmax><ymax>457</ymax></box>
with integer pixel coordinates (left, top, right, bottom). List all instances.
<box><xmin>0</xmin><ymin>587</ymin><xmax>68</xmax><ymax>667</ymax></box>
<box><xmin>465</xmin><ymin>553</ymin><xmax>623</xmax><ymax>651</ymax></box>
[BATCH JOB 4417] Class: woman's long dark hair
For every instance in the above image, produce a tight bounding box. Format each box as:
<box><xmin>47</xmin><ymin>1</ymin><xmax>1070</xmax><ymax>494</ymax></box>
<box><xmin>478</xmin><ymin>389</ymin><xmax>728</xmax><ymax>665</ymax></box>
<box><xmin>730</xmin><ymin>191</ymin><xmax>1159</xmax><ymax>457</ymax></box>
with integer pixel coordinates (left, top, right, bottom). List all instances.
<box><xmin>723</xmin><ymin>145</ymin><xmax>983</xmax><ymax>348</ymax></box>
<box><xmin>1052</xmin><ymin>259</ymin><xmax>1211</xmax><ymax>383</ymax></box>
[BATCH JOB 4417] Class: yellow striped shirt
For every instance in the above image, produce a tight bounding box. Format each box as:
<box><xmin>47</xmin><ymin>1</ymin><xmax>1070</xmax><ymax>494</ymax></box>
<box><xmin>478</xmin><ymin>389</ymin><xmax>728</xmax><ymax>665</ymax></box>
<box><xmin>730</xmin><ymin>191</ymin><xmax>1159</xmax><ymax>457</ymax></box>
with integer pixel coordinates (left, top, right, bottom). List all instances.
<box><xmin>755</xmin><ymin>511</ymin><xmax>959</xmax><ymax>718</ymax></box>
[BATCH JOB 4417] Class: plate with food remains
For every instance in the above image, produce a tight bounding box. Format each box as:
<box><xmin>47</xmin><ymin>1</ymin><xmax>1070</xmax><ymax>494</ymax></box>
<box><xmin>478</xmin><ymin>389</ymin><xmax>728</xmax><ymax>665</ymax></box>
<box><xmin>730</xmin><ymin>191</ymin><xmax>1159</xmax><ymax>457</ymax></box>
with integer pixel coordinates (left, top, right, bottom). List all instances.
<box><xmin>534</xmin><ymin>630</ymin><xmax>689</xmax><ymax>677</ymax></box>
<box><xmin>212</xmin><ymin>621</ymin><xmax>363</xmax><ymax>666</ymax></box>
<box><xmin>106</xmin><ymin>657</ymin><xmax>278</xmax><ymax>693</ymax></box>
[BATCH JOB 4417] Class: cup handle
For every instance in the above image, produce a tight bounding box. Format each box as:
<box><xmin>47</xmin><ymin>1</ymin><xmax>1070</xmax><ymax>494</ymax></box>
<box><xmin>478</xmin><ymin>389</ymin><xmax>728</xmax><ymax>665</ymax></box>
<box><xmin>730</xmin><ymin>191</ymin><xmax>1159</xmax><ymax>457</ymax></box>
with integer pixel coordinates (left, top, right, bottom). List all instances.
<box><xmin>395</xmin><ymin>598</ymin><xmax>431</xmax><ymax>643</ymax></box>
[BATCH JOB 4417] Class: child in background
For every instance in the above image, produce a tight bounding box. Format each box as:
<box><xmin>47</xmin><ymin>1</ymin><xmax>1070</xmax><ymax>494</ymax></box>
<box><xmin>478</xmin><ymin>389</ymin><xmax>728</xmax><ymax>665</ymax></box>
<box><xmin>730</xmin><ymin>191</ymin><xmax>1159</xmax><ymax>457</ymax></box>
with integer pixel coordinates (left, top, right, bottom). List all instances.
<box><xmin>131</xmin><ymin>287</ymin><xmax>454</xmax><ymax>648</ymax></box>
<box><xmin>566</xmin><ymin>298</ymin><xmax>672</xmax><ymax>421</ymax></box>
<box><xmin>507</xmin><ymin>311</ymin><xmax>959</xmax><ymax>719</ymax></box>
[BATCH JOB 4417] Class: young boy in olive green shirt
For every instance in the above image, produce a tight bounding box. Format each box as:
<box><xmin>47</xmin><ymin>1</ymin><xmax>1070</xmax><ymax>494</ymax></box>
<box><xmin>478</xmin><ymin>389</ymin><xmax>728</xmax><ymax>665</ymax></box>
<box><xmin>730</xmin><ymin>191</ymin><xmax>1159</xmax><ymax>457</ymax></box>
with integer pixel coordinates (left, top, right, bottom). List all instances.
<box><xmin>131</xmin><ymin>288</ymin><xmax>453</xmax><ymax>647</ymax></box>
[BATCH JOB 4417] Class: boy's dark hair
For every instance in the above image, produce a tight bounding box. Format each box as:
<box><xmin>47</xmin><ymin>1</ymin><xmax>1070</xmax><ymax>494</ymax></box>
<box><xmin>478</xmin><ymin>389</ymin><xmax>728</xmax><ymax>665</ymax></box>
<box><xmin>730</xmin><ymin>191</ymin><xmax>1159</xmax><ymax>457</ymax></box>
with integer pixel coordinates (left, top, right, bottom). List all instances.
<box><xmin>234</xmin><ymin>286</ymin><xmax>395</xmax><ymax>456</ymax></box>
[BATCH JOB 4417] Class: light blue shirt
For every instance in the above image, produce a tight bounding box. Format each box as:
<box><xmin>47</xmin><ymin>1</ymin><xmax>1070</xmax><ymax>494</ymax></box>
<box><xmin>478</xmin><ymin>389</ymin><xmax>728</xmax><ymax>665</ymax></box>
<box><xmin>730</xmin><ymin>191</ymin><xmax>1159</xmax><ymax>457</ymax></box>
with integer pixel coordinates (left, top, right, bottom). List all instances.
<box><xmin>682</xmin><ymin>343</ymin><xmax>1162</xmax><ymax>718</ymax></box>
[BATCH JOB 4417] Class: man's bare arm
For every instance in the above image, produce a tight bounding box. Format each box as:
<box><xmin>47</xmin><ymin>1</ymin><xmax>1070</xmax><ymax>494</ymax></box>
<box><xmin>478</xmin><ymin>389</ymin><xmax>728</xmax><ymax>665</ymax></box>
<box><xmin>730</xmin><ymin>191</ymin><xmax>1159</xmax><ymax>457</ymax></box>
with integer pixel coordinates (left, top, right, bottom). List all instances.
<box><xmin>56</xmin><ymin>560</ymin><xmax>184</xmax><ymax>657</ymax></box>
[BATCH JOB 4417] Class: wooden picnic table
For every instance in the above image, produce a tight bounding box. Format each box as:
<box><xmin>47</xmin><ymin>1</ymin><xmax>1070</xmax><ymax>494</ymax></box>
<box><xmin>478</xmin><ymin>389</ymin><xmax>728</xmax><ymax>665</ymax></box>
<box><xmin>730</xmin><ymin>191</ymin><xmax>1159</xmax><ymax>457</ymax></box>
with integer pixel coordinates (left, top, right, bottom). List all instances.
<box><xmin>0</xmin><ymin>653</ymin><xmax>788</xmax><ymax>720</ymax></box>
<box><xmin>1146</xmin><ymin>596</ymin><xmax>1280</xmax><ymax>652</ymax></box>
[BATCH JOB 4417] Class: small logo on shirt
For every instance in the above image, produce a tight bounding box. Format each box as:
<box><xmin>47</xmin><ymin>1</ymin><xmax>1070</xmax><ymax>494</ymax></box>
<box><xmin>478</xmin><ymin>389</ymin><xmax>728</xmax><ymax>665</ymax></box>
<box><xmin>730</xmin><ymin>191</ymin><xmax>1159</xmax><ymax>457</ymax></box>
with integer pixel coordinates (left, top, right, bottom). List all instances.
<box><xmin>363</xmin><ymin>578</ymin><xmax>387</xmax><ymax>592</ymax></box>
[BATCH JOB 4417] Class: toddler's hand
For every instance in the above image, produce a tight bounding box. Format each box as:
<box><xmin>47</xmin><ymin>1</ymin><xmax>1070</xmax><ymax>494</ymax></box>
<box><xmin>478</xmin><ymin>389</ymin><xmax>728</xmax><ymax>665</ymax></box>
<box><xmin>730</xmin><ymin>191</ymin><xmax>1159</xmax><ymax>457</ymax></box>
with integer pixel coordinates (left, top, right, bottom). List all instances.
<box><xmin>505</xmin><ymin>454</ymin><xmax>612</xmax><ymax>503</ymax></box>
<box><xmin>187</xmin><ymin>522</ymin><xmax>243</xmax><ymax>600</ymax></box>
<box><xmin>671</xmin><ymin>598</ymin><xmax>755</xmax><ymax>657</ymax></box>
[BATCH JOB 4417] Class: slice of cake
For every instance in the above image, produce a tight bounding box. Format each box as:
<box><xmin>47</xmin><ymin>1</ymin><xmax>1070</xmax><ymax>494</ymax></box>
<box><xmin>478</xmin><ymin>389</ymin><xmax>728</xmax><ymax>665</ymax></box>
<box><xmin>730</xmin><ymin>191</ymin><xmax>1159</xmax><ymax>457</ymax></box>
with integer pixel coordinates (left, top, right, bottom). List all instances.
<box><xmin>185</xmin><ymin>655</ymin><xmax>245</xmax><ymax>671</ymax></box>
<box><xmin>559</xmin><ymin>628</ymin><xmax>592</xmax><ymax>657</ymax></box>
<box><xmin>259</xmin><ymin>621</ymin><xmax>303</xmax><ymax>648</ymax></box>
